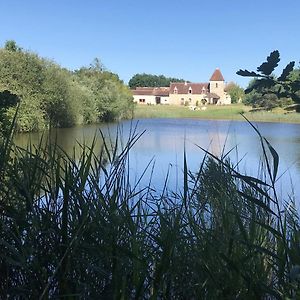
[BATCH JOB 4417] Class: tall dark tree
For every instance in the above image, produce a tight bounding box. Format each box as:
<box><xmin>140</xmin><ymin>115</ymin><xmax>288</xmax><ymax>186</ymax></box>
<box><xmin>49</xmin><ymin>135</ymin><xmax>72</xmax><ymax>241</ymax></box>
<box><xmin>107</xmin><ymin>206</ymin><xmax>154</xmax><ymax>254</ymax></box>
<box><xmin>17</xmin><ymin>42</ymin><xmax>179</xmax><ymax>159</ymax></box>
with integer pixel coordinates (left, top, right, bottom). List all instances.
<box><xmin>0</xmin><ymin>90</ymin><xmax>19</xmax><ymax>134</ymax></box>
<box><xmin>237</xmin><ymin>51</ymin><xmax>300</xmax><ymax>104</ymax></box>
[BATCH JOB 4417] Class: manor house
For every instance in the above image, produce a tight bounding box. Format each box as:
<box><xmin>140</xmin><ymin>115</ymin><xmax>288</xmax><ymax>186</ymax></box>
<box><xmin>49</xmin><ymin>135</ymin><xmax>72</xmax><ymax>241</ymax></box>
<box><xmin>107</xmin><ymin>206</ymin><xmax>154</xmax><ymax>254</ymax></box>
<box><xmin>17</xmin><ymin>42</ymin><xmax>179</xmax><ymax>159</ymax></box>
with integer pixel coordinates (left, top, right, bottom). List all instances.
<box><xmin>132</xmin><ymin>69</ymin><xmax>231</xmax><ymax>106</ymax></box>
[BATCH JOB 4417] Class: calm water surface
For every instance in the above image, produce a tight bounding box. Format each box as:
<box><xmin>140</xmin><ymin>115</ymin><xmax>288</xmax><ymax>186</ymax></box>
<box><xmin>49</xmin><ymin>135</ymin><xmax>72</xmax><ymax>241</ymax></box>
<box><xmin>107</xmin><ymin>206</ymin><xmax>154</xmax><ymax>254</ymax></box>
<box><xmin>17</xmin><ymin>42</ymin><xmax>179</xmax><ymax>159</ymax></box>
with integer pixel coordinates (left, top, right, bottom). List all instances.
<box><xmin>14</xmin><ymin>119</ymin><xmax>300</xmax><ymax>202</ymax></box>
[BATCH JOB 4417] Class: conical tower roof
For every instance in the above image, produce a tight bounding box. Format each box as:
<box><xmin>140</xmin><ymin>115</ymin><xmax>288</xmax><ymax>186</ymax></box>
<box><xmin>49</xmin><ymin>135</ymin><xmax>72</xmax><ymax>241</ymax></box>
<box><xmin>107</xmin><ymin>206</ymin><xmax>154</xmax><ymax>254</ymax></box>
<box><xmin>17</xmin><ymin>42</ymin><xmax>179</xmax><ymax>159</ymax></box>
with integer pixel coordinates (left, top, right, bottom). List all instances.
<box><xmin>210</xmin><ymin>68</ymin><xmax>225</xmax><ymax>81</ymax></box>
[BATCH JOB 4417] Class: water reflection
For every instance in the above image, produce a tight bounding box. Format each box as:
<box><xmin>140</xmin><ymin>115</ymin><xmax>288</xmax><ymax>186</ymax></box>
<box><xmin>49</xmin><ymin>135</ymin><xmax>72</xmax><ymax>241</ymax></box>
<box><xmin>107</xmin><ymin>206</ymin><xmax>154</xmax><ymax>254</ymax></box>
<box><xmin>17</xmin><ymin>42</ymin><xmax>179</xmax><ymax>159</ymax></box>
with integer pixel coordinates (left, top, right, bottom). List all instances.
<box><xmin>14</xmin><ymin>119</ymin><xmax>300</xmax><ymax>201</ymax></box>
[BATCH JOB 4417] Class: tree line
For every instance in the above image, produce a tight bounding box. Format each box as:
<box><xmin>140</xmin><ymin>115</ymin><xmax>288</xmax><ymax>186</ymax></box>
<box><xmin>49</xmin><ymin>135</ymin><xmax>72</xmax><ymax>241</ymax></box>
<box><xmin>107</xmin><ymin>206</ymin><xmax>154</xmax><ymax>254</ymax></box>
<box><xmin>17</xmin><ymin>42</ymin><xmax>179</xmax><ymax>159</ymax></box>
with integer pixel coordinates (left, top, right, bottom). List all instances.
<box><xmin>0</xmin><ymin>41</ymin><xmax>134</xmax><ymax>133</ymax></box>
<box><xmin>128</xmin><ymin>73</ymin><xmax>186</xmax><ymax>89</ymax></box>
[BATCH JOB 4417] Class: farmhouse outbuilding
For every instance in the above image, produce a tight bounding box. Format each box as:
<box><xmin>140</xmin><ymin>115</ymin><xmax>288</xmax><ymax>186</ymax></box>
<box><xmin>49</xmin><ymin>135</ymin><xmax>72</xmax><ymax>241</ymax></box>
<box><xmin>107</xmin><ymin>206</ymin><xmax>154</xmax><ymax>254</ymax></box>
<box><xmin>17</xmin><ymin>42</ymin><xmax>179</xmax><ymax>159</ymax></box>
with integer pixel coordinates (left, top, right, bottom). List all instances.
<box><xmin>132</xmin><ymin>69</ymin><xmax>231</xmax><ymax>106</ymax></box>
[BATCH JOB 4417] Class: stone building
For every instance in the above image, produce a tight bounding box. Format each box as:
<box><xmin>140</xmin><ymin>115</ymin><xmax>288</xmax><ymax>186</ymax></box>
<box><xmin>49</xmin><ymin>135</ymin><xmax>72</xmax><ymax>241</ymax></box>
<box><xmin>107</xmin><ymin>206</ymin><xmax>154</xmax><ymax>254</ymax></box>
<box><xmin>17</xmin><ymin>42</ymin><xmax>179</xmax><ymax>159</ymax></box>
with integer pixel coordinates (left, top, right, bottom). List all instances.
<box><xmin>132</xmin><ymin>69</ymin><xmax>231</xmax><ymax>105</ymax></box>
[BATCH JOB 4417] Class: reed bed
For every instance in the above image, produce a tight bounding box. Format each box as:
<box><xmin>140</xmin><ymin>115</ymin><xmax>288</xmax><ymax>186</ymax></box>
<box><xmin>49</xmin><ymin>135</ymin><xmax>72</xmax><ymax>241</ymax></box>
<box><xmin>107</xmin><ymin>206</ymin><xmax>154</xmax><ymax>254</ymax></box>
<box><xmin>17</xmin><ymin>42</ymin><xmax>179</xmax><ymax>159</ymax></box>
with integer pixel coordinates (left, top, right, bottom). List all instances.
<box><xmin>0</xmin><ymin>118</ymin><xmax>300</xmax><ymax>299</ymax></box>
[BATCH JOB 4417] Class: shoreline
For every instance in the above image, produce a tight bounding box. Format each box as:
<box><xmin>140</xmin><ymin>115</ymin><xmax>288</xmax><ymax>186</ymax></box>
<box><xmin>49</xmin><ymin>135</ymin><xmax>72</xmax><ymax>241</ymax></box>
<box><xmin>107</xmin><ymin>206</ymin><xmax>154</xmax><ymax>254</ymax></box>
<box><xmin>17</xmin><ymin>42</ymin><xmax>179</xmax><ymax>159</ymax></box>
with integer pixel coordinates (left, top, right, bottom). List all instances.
<box><xmin>133</xmin><ymin>104</ymin><xmax>300</xmax><ymax>125</ymax></box>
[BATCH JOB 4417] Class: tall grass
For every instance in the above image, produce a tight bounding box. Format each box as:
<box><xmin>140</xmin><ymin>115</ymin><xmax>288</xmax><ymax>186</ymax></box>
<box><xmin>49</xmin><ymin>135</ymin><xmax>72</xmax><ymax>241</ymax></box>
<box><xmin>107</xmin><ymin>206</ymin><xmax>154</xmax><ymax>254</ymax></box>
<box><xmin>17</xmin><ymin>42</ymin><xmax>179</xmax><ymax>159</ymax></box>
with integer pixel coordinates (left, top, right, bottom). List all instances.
<box><xmin>0</xmin><ymin>117</ymin><xmax>300</xmax><ymax>299</ymax></box>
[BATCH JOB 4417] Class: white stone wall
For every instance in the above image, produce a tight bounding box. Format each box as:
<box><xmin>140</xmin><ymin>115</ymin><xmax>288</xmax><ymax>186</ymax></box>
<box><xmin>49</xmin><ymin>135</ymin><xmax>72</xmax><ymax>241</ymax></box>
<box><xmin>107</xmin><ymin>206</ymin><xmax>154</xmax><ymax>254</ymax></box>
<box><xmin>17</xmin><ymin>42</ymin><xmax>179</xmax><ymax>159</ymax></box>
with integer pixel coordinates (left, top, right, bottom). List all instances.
<box><xmin>169</xmin><ymin>94</ymin><xmax>207</xmax><ymax>106</ymax></box>
<box><xmin>209</xmin><ymin>80</ymin><xmax>225</xmax><ymax>100</ymax></box>
<box><xmin>133</xmin><ymin>95</ymin><xmax>156</xmax><ymax>105</ymax></box>
<box><xmin>160</xmin><ymin>96</ymin><xmax>170</xmax><ymax>104</ymax></box>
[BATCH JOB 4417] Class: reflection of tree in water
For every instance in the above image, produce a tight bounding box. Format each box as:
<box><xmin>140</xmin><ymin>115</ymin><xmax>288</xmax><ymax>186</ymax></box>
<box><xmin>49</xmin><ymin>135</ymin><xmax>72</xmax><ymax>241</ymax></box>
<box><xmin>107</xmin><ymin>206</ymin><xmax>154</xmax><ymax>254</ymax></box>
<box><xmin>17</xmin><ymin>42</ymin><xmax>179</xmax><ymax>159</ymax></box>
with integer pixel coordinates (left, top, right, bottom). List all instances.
<box><xmin>13</xmin><ymin>125</ymin><xmax>107</xmax><ymax>161</ymax></box>
<box><xmin>13</xmin><ymin>119</ymin><xmax>300</xmax><ymax>200</ymax></box>
<box><xmin>207</xmin><ymin>127</ymin><xmax>228</xmax><ymax>158</ymax></box>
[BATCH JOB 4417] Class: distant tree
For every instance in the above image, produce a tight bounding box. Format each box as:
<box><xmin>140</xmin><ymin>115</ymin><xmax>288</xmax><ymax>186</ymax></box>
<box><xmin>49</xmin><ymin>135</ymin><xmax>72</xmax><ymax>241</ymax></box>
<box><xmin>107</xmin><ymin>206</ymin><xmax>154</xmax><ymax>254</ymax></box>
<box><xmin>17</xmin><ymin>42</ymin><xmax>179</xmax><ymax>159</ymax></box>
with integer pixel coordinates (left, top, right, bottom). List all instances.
<box><xmin>237</xmin><ymin>50</ymin><xmax>300</xmax><ymax>108</ymax></box>
<box><xmin>225</xmin><ymin>82</ymin><xmax>244</xmax><ymax>103</ymax></box>
<box><xmin>128</xmin><ymin>73</ymin><xmax>186</xmax><ymax>89</ymax></box>
<box><xmin>4</xmin><ymin>40</ymin><xmax>22</xmax><ymax>52</ymax></box>
<box><xmin>89</xmin><ymin>57</ymin><xmax>106</xmax><ymax>72</ymax></box>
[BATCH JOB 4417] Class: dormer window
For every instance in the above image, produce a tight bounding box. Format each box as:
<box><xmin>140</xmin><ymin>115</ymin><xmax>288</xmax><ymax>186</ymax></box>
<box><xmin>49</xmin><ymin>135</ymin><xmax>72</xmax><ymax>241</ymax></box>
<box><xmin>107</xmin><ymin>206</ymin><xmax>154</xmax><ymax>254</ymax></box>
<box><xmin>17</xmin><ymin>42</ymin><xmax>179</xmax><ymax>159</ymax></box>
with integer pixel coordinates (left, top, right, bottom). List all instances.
<box><xmin>174</xmin><ymin>87</ymin><xmax>178</xmax><ymax>94</ymax></box>
<box><xmin>188</xmin><ymin>87</ymin><xmax>192</xmax><ymax>94</ymax></box>
<box><xmin>202</xmin><ymin>86</ymin><xmax>206</xmax><ymax>94</ymax></box>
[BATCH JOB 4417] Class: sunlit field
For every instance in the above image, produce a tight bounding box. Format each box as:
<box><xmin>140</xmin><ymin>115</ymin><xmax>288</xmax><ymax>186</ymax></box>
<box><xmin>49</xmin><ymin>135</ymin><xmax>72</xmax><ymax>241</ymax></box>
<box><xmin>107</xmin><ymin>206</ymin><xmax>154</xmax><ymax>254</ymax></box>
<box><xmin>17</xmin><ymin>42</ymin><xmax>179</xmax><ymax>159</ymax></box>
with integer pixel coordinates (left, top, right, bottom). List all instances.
<box><xmin>133</xmin><ymin>104</ymin><xmax>300</xmax><ymax>123</ymax></box>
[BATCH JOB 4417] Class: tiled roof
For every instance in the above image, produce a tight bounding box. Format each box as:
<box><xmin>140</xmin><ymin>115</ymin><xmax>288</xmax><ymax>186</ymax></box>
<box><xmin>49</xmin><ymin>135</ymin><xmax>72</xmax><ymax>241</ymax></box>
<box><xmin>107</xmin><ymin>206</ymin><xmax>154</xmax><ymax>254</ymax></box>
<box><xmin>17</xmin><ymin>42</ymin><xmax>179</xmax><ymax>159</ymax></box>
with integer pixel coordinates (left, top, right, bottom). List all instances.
<box><xmin>169</xmin><ymin>82</ymin><xmax>209</xmax><ymax>94</ymax></box>
<box><xmin>209</xmin><ymin>68</ymin><xmax>225</xmax><ymax>81</ymax></box>
<box><xmin>132</xmin><ymin>89</ymin><xmax>153</xmax><ymax>95</ymax></box>
<box><xmin>132</xmin><ymin>87</ymin><xmax>170</xmax><ymax>96</ymax></box>
<box><xmin>152</xmin><ymin>87</ymin><xmax>170</xmax><ymax>96</ymax></box>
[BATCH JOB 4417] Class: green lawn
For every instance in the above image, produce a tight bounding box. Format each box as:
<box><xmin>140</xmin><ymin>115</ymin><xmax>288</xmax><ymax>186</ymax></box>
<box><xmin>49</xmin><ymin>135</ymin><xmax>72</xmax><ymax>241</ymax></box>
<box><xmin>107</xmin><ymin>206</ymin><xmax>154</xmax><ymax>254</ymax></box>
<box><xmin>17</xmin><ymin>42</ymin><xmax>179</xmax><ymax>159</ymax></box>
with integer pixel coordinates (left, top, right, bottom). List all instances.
<box><xmin>133</xmin><ymin>104</ymin><xmax>300</xmax><ymax>123</ymax></box>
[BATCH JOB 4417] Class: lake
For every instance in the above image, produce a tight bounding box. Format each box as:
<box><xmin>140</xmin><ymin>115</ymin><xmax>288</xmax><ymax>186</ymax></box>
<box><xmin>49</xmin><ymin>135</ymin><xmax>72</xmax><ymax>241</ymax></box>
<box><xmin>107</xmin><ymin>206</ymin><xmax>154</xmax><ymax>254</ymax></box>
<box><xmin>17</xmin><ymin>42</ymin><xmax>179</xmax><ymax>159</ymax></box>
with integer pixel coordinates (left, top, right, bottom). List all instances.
<box><xmin>14</xmin><ymin>118</ymin><xmax>300</xmax><ymax>202</ymax></box>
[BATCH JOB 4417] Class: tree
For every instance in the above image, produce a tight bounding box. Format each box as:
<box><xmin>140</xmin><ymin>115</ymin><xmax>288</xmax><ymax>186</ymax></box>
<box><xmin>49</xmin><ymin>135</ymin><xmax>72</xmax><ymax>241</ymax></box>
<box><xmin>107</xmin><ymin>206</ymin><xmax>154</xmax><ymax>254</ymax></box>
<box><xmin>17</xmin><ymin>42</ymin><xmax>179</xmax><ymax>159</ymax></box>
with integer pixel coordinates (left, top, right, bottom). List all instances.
<box><xmin>74</xmin><ymin>63</ymin><xmax>134</xmax><ymax>122</ymax></box>
<box><xmin>237</xmin><ymin>50</ymin><xmax>300</xmax><ymax>105</ymax></box>
<box><xmin>96</xmin><ymin>80</ymin><xmax>132</xmax><ymax>121</ymax></box>
<box><xmin>225</xmin><ymin>82</ymin><xmax>245</xmax><ymax>103</ymax></box>
<box><xmin>4</xmin><ymin>40</ymin><xmax>21</xmax><ymax>52</ymax></box>
<box><xmin>243</xmin><ymin>79</ymin><xmax>293</xmax><ymax>109</ymax></box>
<box><xmin>0</xmin><ymin>42</ymin><xmax>134</xmax><ymax>132</ymax></box>
<box><xmin>128</xmin><ymin>73</ymin><xmax>186</xmax><ymax>89</ymax></box>
<box><xmin>0</xmin><ymin>47</ymin><xmax>46</xmax><ymax>131</ymax></box>
<box><xmin>42</xmin><ymin>65</ymin><xmax>80</xmax><ymax>127</ymax></box>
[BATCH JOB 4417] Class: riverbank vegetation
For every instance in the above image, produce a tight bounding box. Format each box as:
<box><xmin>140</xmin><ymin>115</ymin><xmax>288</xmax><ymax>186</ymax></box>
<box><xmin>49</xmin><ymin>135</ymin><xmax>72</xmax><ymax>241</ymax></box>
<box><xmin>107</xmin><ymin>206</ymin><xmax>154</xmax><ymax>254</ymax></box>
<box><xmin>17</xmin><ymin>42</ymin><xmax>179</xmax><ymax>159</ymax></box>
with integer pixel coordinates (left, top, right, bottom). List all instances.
<box><xmin>0</xmin><ymin>41</ymin><xmax>134</xmax><ymax>132</ymax></box>
<box><xmin>0</xmin><ymin>113</ymin><xmax>300</xmax><ymax>298</ymax></box>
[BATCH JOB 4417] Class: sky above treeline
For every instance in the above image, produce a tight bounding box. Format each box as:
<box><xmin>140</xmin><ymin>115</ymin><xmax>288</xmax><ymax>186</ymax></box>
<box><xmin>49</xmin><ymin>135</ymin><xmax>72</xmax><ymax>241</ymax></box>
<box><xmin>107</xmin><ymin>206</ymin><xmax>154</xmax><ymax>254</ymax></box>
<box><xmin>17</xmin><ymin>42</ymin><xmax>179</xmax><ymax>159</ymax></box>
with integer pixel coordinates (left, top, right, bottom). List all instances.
<box><xmin>0</xmin><ymin>0</ymin><xmax>299</xmax><ymax>87</ymax></box>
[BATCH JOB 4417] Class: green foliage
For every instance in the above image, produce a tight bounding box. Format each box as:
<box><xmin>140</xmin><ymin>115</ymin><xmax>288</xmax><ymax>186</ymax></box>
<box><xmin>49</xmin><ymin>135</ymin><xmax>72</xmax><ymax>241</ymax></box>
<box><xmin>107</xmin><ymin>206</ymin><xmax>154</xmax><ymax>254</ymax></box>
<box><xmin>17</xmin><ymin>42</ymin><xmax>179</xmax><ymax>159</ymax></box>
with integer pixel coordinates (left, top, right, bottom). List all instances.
<box><xmin>243</xmin><ymin>79</ymin><xmax>294</xmax><ymax>110</ymax></box>
<box><xmin>0</xmin><ymin>90</ymin><xmax>19</xmax><ymax>134</ymax></box>
<box><xmin>1</xmin><ymin>117</ymin><xmax>300</xmax><ymax>298</ymax></box>
<box><xmin>0</xmin><ymin>47</ymin><xmax>46</xmax><ymax>131</ymax></box>
<box><xmin>0</xmin><ymin>41</ymin><xmax>134</xmax><ymax>132</ymax></box>
<box><xmin>74</xmin><ymin>65</ymin><xmax>134</xmax><ymax>122</ymax></box>
<box><xmin>0</xmin><ymin>90</ymin><xmax>19</xmax><ymax>109</ymax></box>
<box><xmin>237</xmin><ymin>50</ymin><xmax>300</xmax><ymax>108</ymax></box>
<box><xmin>4</xmin><ymin>40</ymin><xmax>22</xmax><ymax>52</ymax></box>
<box><xmin>42</xmin><ymin>64</ymin><xmax>80</xmax><ymax>127</ymax></box>
<box><xmin>225</xmin><ymin>82</ymin><xmax>245</xmax><ymax>103</ymax></box>
<box><xmin>128</xmin><ymin>73</ymin><xmax>186</xmax><ymax>89</ymax></box>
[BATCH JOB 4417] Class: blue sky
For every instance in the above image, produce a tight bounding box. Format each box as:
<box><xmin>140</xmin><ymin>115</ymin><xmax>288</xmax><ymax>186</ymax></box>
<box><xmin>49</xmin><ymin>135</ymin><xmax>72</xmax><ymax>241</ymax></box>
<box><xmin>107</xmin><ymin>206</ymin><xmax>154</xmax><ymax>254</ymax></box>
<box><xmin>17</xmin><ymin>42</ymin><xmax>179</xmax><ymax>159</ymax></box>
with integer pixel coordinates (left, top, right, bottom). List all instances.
<box><xmin>0</xmin><ymin>0</ymin><xmax>299</xmax><ymax>87</ymax></box>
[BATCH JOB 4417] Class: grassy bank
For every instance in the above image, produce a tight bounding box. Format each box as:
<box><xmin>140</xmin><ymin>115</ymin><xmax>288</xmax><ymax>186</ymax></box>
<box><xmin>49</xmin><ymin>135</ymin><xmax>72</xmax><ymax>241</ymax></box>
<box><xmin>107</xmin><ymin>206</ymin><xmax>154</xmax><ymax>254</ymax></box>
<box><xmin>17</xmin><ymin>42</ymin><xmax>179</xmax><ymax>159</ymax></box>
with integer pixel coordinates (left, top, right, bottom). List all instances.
<box><xmin>133</xmin><ymin>103</ymin><xmax>300</xmax><ymax>123</ymax></box>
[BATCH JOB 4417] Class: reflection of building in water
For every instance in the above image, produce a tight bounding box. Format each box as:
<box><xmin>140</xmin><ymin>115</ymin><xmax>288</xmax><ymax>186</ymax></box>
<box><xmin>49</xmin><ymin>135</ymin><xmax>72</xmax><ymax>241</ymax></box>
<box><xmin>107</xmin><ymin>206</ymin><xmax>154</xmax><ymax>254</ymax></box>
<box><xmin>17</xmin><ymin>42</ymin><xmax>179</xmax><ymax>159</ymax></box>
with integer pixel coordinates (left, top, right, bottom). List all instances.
<box><xmin>208</xmin><ymin>124</ymin><xmax>229</xmax><ymax>157</ymax></box>
<box><xmin>131</xmin><ymin>122</ymin><xmax>230</xmax><ymax>159</ymax></box>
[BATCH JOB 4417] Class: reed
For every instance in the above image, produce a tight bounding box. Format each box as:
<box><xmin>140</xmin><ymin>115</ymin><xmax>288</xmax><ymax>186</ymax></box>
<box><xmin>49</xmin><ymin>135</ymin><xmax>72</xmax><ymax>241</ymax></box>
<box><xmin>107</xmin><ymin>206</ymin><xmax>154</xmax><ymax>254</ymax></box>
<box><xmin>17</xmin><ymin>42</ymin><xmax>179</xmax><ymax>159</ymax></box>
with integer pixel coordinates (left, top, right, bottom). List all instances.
<box><xmin>0</xmin><ymin>116</ymin><xmax>299</xmax><ymax>299</ymax></box>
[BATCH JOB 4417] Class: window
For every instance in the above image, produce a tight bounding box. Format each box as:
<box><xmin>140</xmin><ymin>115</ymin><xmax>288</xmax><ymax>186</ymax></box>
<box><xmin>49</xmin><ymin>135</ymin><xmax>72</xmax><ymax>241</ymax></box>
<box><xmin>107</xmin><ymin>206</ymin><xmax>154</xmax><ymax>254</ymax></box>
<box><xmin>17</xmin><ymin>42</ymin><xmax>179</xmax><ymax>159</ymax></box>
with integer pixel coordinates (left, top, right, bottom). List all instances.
<box><xmin>216</xmin><ymin>83</ymin><xmax>218</xmax><ymax>88</ymax></box>
<box><xmin>189</xmin><ymin>98</ymin><xmax>192</xmax><ymax>102</ymax></box>
<box><xmin>188</xmin><ymin>87</ymin><xmax>192</xmax><ymax>94</ymax></box>
<box><xmin>139</xmin><ymin>99</ymin><xmax>145</xmax><ymax>103</ymax></box>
